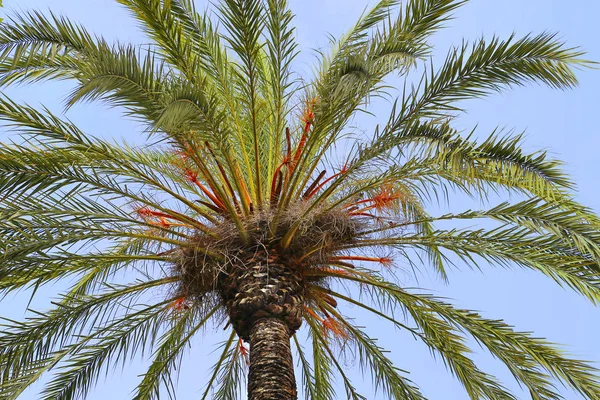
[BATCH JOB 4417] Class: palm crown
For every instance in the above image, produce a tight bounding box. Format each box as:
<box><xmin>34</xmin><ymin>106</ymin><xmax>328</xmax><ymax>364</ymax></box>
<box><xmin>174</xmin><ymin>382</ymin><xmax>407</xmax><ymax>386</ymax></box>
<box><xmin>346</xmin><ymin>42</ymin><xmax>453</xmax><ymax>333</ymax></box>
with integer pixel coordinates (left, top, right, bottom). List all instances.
<box><xmin>1</xmin><ymin>0</ymin><xmax>600</xmax><ymax>399</ymax></box>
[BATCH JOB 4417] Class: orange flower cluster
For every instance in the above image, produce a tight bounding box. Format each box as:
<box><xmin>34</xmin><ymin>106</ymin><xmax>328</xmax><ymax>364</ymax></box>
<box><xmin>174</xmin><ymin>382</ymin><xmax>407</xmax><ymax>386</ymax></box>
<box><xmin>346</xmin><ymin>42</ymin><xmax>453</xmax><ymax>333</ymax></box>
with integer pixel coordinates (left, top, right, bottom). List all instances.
<box><xmin>370</xmin><ymin>185</ymin><xmax>401</xmax><ymax>211</ymax></box>
<box><xmin>322</xmin><ymin>317</ymin><xmax>349</xmax><ymax>340</ymax></box>
<box><xmin>238</xmin><ymin>338</ymin><xmax>250</xmax><ymax>366</ymax></box>
<box><xmin>301</xmin><ymin>98</ymin><xmax>317</xmax><ymax>133</ymax></box>
<box><xmin>136</xmin><ymin>207</ymin><xmax>192</xmax><ymax>229</ymax></box>
<box><xmin>137</xmin><ymin>207</ymin><xmax>172</xmax><ymax>219</ymax></box>
<box><xmin>169</xmin><ymin>297</ymin><xmax>191</xmax><ymax>311</ymax></box>
<box><xmin>304</xmin><ymin>306</ymin><xmax>349</xmax><ymax>340</ymax></box>
<box><xmin>320</xmin><ymin>268</ymin><xmax>351</xmax><ymax>276</ymax></box>
<box><xmin>347</xmin><ymin>185</ymin><xmax>402</xmax><ymax>218</ymax></box>
<box><xmin>184</xmin><ymin>168</ymin><xmax>199</xmax><ymax>183</ymax></box>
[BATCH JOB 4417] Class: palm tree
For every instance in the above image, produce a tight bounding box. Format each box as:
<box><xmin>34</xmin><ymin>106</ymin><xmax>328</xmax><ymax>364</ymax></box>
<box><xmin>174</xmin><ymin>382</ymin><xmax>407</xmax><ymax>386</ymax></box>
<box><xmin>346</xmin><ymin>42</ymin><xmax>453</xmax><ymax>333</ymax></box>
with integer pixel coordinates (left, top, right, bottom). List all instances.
<box><xmin>0</xmin><ymin>0</ymin><xmax>599</xmax><ymax>398</ymax></box>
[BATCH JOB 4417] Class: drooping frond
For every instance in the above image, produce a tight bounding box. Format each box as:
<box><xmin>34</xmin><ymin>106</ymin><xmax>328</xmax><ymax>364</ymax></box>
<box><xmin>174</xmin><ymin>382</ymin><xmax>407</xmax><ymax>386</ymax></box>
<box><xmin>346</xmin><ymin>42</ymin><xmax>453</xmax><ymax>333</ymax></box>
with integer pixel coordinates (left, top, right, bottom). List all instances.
<box><xmin>320</xmin><ymin>270</ymin><xmax>600</xmax><ymax>398</ymax></box>
<box><xmin>133</xmin><ymin>306</ymin><xmax>219</xmax><ymax>400</ymax></box>
<box><xmin>354</xmin><ymin>225</ymin><xmax>600</xmax><ymax>303</ymax></box>
<box><xmin>39</xmin><ymin>301</ymin><xmax>172</xmax><ymax>400</ymax></box>
<box><xmin>213</xmin><ymin>332</ymin><xmax>247</xmax><ymax>400</ymax></box>
<box><xmin>310</xmin><ymin>303</ymin><xmax>426</xmax><ymax>400</ymax></box>
<box><xmin>304</xmin><ymin>315</ymin><xmax>363</xmax><ymax>400</ymax></box>
<box><xmin>316</xmin><ymin>287</ymin><xmax>517</xmax><ymax>399</ymax></box>
<box><xmin>292</xmin><ymin>335</ymin><xmax>321</xmax><ymax>400</ymax></box>
<box><xmin>0</xmin><ymin>281</ymin><xmax>174</xmax><ymax>396</ymax></box>
<box><xmin>200</xmin><ymin>331</ymin><xmax>239</xmax><ymax>400</ymax></box>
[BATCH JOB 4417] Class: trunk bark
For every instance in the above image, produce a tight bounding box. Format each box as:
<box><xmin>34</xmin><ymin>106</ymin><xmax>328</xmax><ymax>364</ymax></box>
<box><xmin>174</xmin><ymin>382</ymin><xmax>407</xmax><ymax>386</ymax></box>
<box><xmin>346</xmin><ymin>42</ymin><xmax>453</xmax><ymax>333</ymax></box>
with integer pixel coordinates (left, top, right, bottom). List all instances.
<box><xmin>247</xmin><ymin>318</ymin><xmax>297</xmax><ymax>400</ymax></box>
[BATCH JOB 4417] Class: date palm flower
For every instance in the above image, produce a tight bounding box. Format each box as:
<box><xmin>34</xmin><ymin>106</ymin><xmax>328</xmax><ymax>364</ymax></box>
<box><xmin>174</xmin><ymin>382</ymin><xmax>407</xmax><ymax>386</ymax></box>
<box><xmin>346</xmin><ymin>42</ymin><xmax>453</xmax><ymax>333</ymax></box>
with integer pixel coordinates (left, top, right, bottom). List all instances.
<box><xmin>1</xmin><ymin>0</ymin><xmax>600</xmax><ymax>399</ymax></box>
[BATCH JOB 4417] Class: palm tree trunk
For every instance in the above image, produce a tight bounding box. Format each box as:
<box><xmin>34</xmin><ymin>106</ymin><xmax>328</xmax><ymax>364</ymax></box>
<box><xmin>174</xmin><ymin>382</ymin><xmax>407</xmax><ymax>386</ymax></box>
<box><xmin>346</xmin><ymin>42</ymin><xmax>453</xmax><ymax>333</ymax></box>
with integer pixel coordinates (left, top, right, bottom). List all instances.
<box><xmin>247</xmin><ymin>317</ymin><xmax>297</xmax><ymax>400</ymax></box>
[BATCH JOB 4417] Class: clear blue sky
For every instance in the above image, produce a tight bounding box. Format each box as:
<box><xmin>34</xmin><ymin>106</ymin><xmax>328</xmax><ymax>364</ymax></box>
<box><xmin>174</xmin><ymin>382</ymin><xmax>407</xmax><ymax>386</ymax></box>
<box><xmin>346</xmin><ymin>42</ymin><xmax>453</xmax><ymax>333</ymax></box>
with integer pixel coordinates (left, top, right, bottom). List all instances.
<box><xmin>1</xmin><ymin>1</ymin><xmax>599</xmax><ymax>399</ymax></box>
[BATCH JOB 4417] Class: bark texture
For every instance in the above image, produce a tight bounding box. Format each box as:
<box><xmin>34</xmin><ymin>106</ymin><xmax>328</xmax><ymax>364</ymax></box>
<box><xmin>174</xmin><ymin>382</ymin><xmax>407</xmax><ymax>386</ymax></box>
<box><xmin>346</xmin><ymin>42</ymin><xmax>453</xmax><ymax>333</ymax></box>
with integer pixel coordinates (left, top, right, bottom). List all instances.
<box><xmin>219</xmin><ymin>256</ymin><xmax>304</xmax><ymax>341</ymax></box>
<box><xmin>248</xmin><ymin>318</ymin><xmax>297</xmax><ymax>400</ymax></box>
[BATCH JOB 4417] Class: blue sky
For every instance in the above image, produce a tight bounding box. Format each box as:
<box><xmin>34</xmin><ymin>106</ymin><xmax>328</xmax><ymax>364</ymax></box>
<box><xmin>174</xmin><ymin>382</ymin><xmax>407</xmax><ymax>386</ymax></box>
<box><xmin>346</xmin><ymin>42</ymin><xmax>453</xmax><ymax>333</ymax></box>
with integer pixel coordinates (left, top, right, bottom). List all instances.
<box><xmin>1</xmin><ymin>1</ymin><xmax>599</xmax><ymax>399</ymax></box>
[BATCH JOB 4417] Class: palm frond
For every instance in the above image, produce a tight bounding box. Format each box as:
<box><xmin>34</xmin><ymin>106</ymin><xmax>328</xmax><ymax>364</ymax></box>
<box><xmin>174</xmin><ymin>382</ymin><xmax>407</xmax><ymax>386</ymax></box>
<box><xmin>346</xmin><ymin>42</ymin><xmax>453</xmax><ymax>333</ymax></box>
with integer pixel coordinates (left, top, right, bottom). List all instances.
<box><xmin>329</xmin><ymin>271</ymin><xmax>600</xmax><ymax>398</ymax></box>
<box><xmin>0</xmin><ymin>280</ymin><xmax>174</xmax><ymax>395</ymax></box>
<box><xmin>349</xmin><ymin>121</ymin><xmax>573</xmax><ymax>200</ymax></box>
<box><xmin>395</xmin><ymin>33</ymin><xmax>587</xmax><ymax>124</ymax></box>
<box><xmin>352</xmin><ymin>224</ymin><xmax>600</xmax><ymax>303</ymax></box>
<box><xmin>213</xmin><ymin>331</ymin><xmax>246</xmax><ymax>400</ymax></box>
<box><xmin>64</xmin><ymin>43</ymin><xmax>166</xmax><ymax>116</ymax></box>
<box><xmin>304</xmin><ymin>315</ymin><xmax>360</xmax><ymax>400</ymax></box>
<box><xmin>133</xmin><ymin>306</ymin><xmax>218</xmax><ymax>400</ymax></box>
<box><xmin>314</xmin><ymin>303</ymin><xmax>426</xmax><ymax>400</ymax></box>
<box><xmin>319</xmin><ymin>287</ymin><xmax>517</xmax><ymax>399</ymax></box>
<box><xmin>200</xmin><ymin>331</ymin><xmax>238</xmax><ymax>400</ymax></box>
<box><xmin>370</xmin><ymin>0</ymin><xmax>466</xmax><ymax>71</ymax></box>
<box><xmin>0</xmin><ymin>11</ymin><xmax>94</xmax><ymax>84</ymax></box>
<box><xmin>218</xmin><ymin>0</ymin><xmax>268</xmax><ymax>204</ymax></box>
<box><xmin>263</xmin><ymin>0</ymin><xmax>297</xmax><ymax>181</ymax></box>
<box><xmin>40</xmin><ymin>301</ymin><xmax>172</xmax><ymax>400</ymax></box>
<box><xmin>292</xmin><ymin>335</ymin><xmax>320</xmax><ymax>400</ymax></box>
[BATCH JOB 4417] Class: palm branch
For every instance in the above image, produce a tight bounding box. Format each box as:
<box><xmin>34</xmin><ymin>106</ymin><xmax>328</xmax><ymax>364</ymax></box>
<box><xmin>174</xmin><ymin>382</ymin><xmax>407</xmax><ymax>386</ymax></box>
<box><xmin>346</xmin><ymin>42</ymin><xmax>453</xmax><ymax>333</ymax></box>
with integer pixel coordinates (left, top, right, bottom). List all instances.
<box><xmin>0</xmin><ymin>0</ymin><xmax>599</xmax><ymax>399</ymax></box>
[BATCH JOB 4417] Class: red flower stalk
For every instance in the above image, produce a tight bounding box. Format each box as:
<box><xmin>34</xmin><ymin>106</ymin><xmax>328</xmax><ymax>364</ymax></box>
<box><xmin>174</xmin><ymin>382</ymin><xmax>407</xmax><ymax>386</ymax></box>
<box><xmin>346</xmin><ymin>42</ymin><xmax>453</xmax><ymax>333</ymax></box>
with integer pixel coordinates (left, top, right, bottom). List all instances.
<box><xmin>303</xmin><ymin>117</ymin><xmax>314</xmax><ymax>134</ymax></box>
<box><xmin>322</xmin><ymin>317</ymin><xmax>349</xmax><ymax>340</ymax></box>
<box><xmin>204</xmin><ymin>141</ymin><xmax>239</xmax><ymax>209</ymax></box>
<box><xmin>184</xmin><ymin>168</ymin><xmax>226</xmax><ymax>210</ymax></box>
<box><xmin>270</xmin><ymin>170</ymin><xmax>284</xmax><ymax>205</ymax></box>
<box><xmin>306</xmin><ymin>164</ymin><xmax>348</xmax><ymax>199</ymax></box>
<box><xmin>271</xmin><ymin>157</ymin><xmax>290</xmax><ymax>199</ymax></box>
<box><xmin>238</xmin><ymin>338</ymin><xmax>250</xmax><ymax>366</ymax></box>
<box><xmin>285</xmin><ymin>127</ymin><xmax>292</xmax><ymax>160</ymax></box>
<box><xmin>301</xmin><ymin>98</ymin><xmax>317</xmax><ymax>133</ymax></box>
<box><xmin>290</xmin><ymin>98</ymin><xmax>318</xmax><ymax>172</ymax></box>
<box><xmin>327</xmin><ymin>260</ymin><xmax>356</xmax><ymax>269</ymax></box>
<box><xmin>273</xmin><ymin>154</ymin><xmax>291</xmax><ymax>175</ymax></box>
<box><xmin>320</xmin><ymin>268</ymin><xmax>351</xmax><ymax>276</ymax></box>
<box><xmin>302</xmin><ymin>169</ymin><xmax>327</xmax><ymax>198</ymax></box>
<box><xmin>291</xmin><ymin>131</ymin><xmax>308</xmax><ymax>171</ymax></box>
<box><xmin>137</xmin><ymin>207</ymin><xmax>174</xmax><ymax>219</ymax></box>
<box><xmin>137</xmin><ymin>207</ymin><xmax>194</xmax><ymax>229</ymax></box>
<box><xmin>169</xmin><ymin>297</ymin><xmax>191</xmax><ymax>311</ymax></box>
<box><xmin>303</xmin><ymin>306</ymin><xmax>323</xmax><ymax>322</ymax></box>
<box><xmin>331</xmin><ymin>255</ymin><xmax>393</xmax><ymax>267</ymax></box>
<box><xmin>347</xmin><ymin>185</ymin><xmax>401</xmax><ymax>213</ymax></box>
<box><xmin>233</xmin><ymin>164</ymin><xmax>253</xmax><ymax>213</ymax></box>
<box><xmin>184</xmin><ymin>168</ymin><xmax>199</xmax><ymax>183</ymax></box>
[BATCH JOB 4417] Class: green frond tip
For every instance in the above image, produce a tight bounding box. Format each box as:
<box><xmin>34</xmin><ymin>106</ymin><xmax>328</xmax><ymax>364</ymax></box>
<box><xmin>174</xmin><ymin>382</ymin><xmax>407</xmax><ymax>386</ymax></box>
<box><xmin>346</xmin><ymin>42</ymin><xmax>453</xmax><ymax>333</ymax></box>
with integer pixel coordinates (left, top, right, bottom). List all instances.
<box><xmin>393</xmin><ymin>32</ymin><xmax>590</xmax><ymax>124</ymax></box>
<box><xmin>0</xmin><ymin>0</ymin><xmax>598</xmax><ymax>399</ymax></box>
